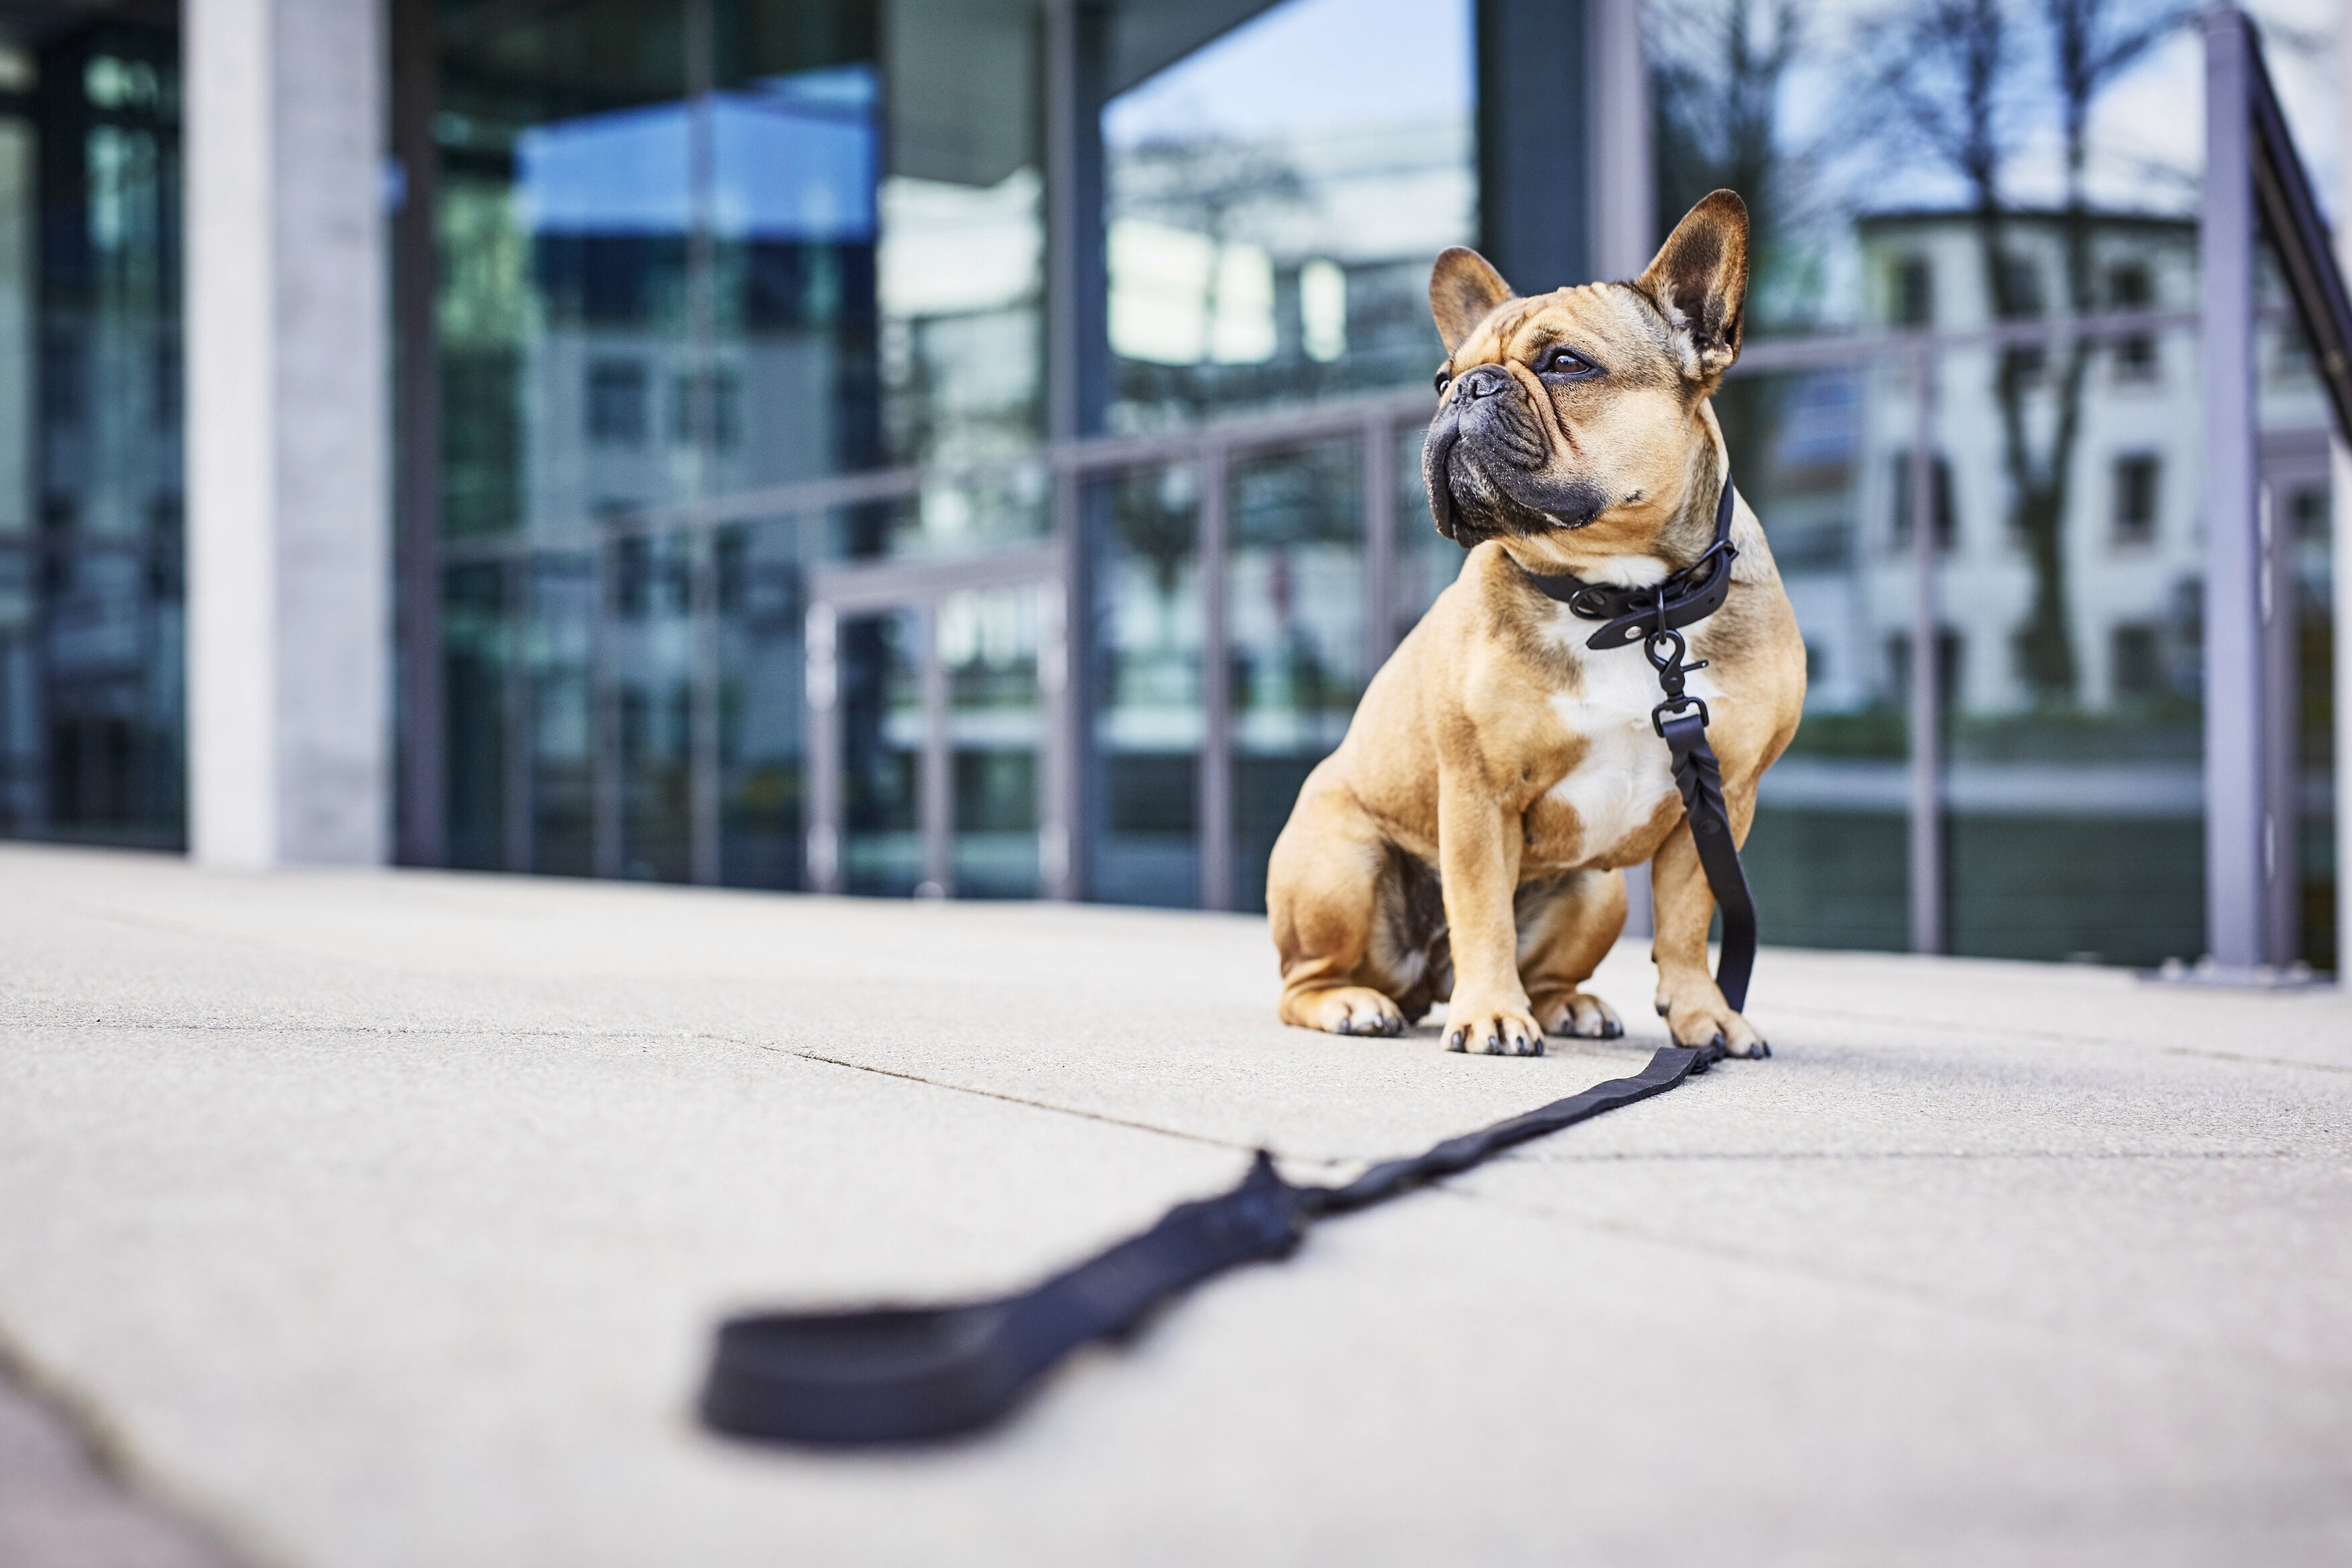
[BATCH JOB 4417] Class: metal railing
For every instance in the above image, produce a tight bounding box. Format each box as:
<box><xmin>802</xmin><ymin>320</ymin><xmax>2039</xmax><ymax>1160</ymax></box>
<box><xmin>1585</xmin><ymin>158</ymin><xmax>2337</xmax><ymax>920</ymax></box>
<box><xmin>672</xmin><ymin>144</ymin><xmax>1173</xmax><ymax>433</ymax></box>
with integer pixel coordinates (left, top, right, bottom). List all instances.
<box><xmin>2202</xmin><ymin>7</ymin><xmax>2352</xmax><ymax>975</ymax></box>
<box><xmin>432</xmin><ymin>294</ymin><xmax>2227</xmax><ymax>929</ymax></box>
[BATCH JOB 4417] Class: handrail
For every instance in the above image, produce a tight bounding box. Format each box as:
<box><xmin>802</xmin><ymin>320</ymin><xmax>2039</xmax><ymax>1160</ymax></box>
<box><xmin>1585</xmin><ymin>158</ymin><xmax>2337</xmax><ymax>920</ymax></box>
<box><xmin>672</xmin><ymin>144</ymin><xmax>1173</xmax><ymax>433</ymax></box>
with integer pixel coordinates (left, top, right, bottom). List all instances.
<box><xmin>438</xmin><ymin>304</ymin><xmax>2204</xmax><ymax>561</ymax></box>
<box><xmin>2198</xmin><ymin>6</ymin><xmax>2336</xmax><ymax>977</ymax></box>
<box><xmin>2240</xmin><ymin>7</ymin><xmax>2352</xmax><ymax>440</ymax></box>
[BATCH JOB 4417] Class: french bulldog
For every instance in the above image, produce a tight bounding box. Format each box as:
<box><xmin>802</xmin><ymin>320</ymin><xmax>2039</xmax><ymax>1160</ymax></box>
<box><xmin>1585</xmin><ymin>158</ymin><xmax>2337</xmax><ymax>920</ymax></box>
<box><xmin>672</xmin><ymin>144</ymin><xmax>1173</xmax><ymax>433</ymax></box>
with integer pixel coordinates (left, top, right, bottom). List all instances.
<box><xmin>1267</xmin><ymin>190</ymin><xmax>1804</xmax><ymax>1058</ymax></box>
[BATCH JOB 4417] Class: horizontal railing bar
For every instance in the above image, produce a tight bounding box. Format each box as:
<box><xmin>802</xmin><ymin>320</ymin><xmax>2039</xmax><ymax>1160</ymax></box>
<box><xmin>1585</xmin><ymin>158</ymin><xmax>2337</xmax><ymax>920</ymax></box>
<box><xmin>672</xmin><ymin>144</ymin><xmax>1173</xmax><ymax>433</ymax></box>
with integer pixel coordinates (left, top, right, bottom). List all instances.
<box><xmin>807</xmin><ymin>545</ymin><xmax>1062</xmax><ymax>611</ymax></box>
<box><xmin>432</xmin><ymin>305</ymin><xmax>2207</xmax><ymax>562</ymax></box>
<box><xmin>1734</xmin><ymin>306</ymin><xmax>2200</xmax><ymax>373</ymax></box>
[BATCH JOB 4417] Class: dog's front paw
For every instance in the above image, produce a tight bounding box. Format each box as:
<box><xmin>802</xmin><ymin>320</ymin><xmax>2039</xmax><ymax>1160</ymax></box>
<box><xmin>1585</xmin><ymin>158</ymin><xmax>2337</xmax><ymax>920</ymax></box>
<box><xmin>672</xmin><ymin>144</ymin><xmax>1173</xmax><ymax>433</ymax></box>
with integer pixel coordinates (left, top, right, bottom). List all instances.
<box><xmin>1656</xmin><ymin>985</ymin><xmax>1769</xmax><ymax>1059</ymax></box>
<box><xmin>1445</xmin><ymin>1002</ymin><xmax>1544</xmax><ymax>1057</ymax></box>
<box><xmin>1287</xmin><ymin>986</ymin><xmax>1405</xmax><ymax>1037</ymax></box>
<box><xmin>1531</xmin><ymin>989</ymin><xmax>1623</xmax><ymax>1040</ymax></box>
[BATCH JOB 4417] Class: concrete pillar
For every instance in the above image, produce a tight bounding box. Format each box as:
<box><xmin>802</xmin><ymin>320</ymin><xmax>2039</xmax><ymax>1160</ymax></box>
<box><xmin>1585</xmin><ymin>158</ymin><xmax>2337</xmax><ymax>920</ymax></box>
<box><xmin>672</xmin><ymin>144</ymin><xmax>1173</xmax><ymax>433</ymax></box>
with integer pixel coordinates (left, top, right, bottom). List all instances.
<box><xmin>186</xmin><ymin>0</ymin><xmax>390</xmax><ymax>867</ymax></box>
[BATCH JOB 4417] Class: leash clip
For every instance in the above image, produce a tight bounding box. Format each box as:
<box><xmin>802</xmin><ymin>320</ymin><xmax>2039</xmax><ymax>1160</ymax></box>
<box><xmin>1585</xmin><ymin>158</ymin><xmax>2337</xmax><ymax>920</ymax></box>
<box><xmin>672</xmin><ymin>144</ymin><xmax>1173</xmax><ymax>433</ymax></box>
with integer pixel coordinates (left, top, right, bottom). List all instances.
<box><xmin>1651</xmin><ymin>692</ymin><xmax>1710</xmax><ymax>737</ymax></box>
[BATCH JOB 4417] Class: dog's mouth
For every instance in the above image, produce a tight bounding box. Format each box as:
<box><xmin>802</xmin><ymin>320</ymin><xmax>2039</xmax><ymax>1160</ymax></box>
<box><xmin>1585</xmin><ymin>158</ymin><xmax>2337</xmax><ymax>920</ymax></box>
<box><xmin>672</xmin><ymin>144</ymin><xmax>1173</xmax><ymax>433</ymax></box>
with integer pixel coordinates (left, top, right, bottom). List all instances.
<box><xmin>1423</xmin><ymin>406</ymin><xmax>1604</xmax><ymax>544</ymax></box>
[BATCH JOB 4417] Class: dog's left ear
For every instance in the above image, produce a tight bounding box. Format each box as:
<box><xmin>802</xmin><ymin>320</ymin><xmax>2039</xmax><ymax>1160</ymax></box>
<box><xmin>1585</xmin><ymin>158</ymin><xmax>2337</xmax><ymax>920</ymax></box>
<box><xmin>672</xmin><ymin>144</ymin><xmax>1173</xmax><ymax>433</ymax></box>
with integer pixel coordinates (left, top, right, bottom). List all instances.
<box><xmin>1636</xmin><ymin>190</ymin><xmax>1749</xmax><ymax>385</ymax></box>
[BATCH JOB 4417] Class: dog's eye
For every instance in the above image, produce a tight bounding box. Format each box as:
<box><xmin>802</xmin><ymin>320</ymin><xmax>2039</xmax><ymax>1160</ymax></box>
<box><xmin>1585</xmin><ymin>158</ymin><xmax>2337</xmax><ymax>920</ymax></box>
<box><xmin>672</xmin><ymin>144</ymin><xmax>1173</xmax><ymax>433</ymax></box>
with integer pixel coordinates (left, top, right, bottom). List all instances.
<box><xmin>1433</xmin><ymin>367</ymin><xmax>1452</xmax><ymax>394</ymax></box>
<box><xmin>1543</xmin><ymin>349</ymin><xmax>1589</xmax><ymax>375</ymax></box>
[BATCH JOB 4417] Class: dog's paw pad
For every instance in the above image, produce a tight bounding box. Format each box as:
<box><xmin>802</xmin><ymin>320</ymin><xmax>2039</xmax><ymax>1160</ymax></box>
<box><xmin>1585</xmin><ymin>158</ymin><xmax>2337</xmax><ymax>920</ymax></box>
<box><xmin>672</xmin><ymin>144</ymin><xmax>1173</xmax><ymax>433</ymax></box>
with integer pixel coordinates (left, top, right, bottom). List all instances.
<box><xmin>1448</xmin><ymin>1006</ymin><xmax>1544</xmax><ymax>1057</ymax></box>
<box><xmin>1539</xmin><ymin>992</ymin><xmax>1622</xmax><ymax>1040</ymax></box>
<box><xmin>1305</xmin><ymin>988</ymin><xmax>1404</xmax><ymax>1039</ymax></box>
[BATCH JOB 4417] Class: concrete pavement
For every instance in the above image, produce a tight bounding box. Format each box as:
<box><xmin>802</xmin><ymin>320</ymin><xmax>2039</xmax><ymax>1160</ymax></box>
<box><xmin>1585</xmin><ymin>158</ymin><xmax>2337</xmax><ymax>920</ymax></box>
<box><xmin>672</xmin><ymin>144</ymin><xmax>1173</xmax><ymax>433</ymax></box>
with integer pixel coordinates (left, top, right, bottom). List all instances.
<box><xmin>1</xmin><ymin>841</ymin><xmax>2349</xmax><ymax>1566</ymax></box>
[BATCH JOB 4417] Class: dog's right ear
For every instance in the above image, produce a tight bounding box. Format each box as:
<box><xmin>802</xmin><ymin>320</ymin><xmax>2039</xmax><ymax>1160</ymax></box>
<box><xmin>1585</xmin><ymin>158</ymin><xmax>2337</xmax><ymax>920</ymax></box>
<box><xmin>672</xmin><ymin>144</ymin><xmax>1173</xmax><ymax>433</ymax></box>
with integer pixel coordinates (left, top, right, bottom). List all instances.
<box><xmin>1429</xmin><ymin>247</ymin><xmax>1513</xmax><ymax>355</ymax></box>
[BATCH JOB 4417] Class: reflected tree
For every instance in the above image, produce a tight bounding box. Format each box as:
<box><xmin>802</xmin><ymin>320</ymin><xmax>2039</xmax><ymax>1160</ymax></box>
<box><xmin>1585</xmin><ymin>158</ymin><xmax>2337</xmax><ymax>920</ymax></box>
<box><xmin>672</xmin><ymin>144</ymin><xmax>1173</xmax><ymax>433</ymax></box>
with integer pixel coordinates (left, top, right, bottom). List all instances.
<box><xmin>1650</xmin><ymin>0</ymin><xmax>1805</xmax><ymax>483</ymax></box>
<box><xmin>1867</xmin><ymin>0</ymin><xmax>2184</xmax><ymax>707</ymax></box>
<box><xmin>1115</xmin><ymin>136</ymin><xmax>1311</xmax><ymax>422</ymax></box>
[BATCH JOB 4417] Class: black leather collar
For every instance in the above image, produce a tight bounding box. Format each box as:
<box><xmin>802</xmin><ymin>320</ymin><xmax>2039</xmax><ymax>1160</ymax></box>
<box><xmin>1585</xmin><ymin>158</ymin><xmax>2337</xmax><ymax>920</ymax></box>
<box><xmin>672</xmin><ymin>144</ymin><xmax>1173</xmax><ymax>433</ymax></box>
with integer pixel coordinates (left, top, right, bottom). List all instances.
<box><xmin>1516</xmin><ymin>476</ymin><xmax>1739</xmax><ymax>651</ymax></box>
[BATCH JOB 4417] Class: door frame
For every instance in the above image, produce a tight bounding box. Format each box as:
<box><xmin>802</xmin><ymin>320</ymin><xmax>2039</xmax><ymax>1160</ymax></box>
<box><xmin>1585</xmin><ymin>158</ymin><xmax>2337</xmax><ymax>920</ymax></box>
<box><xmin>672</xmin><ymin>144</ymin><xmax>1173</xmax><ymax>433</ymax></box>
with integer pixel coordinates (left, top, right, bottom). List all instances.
<box><xmin>803</xmin><ymin>545</ymin><xmax>1067</xmax><ymax>898</ymax></box>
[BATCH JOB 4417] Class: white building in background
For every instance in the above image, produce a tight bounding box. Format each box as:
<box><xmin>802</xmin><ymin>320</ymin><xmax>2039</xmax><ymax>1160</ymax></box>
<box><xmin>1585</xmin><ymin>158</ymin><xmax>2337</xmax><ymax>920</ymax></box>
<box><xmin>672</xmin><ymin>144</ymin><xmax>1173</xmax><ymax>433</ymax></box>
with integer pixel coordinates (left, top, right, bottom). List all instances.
<box><xmin>1780</xmin><ymin>207</ymin><xmax>2329</xmax><ymax>729</ymax></box>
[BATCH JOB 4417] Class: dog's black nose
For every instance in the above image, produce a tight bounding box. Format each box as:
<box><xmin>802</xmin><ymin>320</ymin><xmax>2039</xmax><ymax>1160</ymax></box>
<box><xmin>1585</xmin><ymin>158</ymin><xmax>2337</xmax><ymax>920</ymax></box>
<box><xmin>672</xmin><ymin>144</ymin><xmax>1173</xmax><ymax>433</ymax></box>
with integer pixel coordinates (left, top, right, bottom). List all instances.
<box><xmin>1454</xmin><ymin>365</ymin><xmax>1511</xmax><ymax>402</ymax></box>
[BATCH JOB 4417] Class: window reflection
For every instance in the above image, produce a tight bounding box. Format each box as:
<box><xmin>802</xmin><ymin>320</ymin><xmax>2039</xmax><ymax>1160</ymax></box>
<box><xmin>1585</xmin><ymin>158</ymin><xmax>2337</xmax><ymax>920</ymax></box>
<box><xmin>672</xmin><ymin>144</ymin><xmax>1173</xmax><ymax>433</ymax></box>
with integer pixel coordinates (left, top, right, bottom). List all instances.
<box><xmin>0</xmin><ymin>21</ymin><xmax>183</xmax><ymax>849</ymax></box>
<box><xmin>1229</xmin><ymin>439</ymin><xmax>1362</xmax><ymax>912</ymax></box>
<box><xmin>1101</xmin><ymin>0</ymin><xmax>1475</xmax><ymax>430</ymax></box>
<box><xmin>435</xmin><ymin>0</ymin><xmax>1044</xmax><ymax>876</ymax></box>
<box><xmin>1089</xmin><ymin>465</ymin><xmax>1201</xmax><ymax>906</ymax></box>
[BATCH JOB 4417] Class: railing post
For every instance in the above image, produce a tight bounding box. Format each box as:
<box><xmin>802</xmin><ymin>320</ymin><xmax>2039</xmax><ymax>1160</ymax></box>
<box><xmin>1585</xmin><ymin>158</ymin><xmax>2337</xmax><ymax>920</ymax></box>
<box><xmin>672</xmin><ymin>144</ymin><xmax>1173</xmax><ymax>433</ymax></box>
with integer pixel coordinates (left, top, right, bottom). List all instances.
<box><xmin>804</xmin><ymin>601</ymin><xmax>840</xmax><ymax>894</ymax></box>
<box><xmin>1043</xmin><ymin>465</ymin><xmax>1082</xmax><ymax>901</ymax></box>
<box><xmin>2200</xmin><ymin>8</ymin><xmax>2271</xmax><ymax>971</ymax></box>
<box><xmin>1907</xmin><ymin>346</ymin><xmax>1944</xmax><ymax>955</ymax></box>
<box><xmin>1198</xmin><ymin>443</ymin><xmax>1234</xmax><ymax>911</ymax></box>
<box><xmin>689</xmin><ymin>529</ymin><xmax>722</xmax><ymax>886</ymax></box>
<box><xmin>502</xmin><ymin>559</ymin><xmax>534</xmax><ymax>873</ymax></box>
<box><xmin>591</xmin><ymin>539</ymin><xmax>623</xmax><ymax>880</ymax></box>
<box><xmin>1360</xmin><ymin>416</ymin><xmax>1397</xmax><ymax>674</ymax></box>
<box><xmin>917</xmin><ymin>602</ymin><xmax>951</xmax><ymax>898</ymax></box>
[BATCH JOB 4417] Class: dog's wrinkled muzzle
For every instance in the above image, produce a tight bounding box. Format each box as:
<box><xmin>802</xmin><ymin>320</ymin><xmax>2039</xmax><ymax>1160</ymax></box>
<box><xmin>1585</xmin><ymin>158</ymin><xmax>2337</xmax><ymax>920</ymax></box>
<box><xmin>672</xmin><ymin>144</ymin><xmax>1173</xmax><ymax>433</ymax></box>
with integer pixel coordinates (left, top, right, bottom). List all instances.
<box><xmin>1422</xmin><ymin>372</ymin><xmax>1605</xmax><ymax>546</ymax></box>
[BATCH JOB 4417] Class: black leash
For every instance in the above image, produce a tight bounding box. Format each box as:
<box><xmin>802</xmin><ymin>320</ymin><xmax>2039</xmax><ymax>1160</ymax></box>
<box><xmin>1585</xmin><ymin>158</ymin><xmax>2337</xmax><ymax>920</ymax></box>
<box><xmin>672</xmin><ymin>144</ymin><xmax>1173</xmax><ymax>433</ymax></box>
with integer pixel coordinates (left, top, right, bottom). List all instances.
<box><xmin>698</xmin><ymin>476</ymin><xmax>1765</xmax><ymax>1449</ymax></box>
<box><xmin>1515</xmin><ymin>474</ymin><xmax>1756</xmax><ymax>1014</ymax></box>
<box><xmin>700</xmin><ymin>1043</ymin><xmax>1727</xmax><ymax>1445</ymax></box>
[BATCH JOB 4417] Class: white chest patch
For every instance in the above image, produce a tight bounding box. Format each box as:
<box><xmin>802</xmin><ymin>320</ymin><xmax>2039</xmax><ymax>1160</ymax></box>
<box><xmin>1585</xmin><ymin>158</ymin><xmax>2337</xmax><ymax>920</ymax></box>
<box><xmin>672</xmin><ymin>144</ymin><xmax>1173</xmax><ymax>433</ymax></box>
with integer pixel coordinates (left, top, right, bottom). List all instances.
<box><xmin>1540</xmin><ymin>609</ymin><xmax>1720</xmax><ymax>865</ymax></box>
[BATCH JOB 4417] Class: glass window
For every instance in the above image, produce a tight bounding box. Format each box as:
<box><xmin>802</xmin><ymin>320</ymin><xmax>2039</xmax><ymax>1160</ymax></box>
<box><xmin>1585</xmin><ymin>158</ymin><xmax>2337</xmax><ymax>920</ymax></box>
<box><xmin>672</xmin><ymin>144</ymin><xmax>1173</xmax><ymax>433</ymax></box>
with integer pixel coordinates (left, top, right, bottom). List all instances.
<box><xmin>430</xmin><ymin>0</ymin><xmax>1045</xmax><ymax>878</ymax></box>
<box><xmin>0</xmin><ymin>18</ymin><xmax>184</xmax><ymax>850</ymax></box>
<box><xmin>1088</xmin><ymin>464</ymin><xmax>1201</xmax><ymax>906</ymax></box>
<box><xmin>1100</xmin><ymin>0</ymin><xmax>1475</xmax><ymax>431</ymax></box>
<box><xmin>1735</xmin><ymin>359</ymin><xmax>1911</xmax><ymax>953</ymax></box>
<box><xmin>1228</xmin><ymin>438</ymin><xmax>1362</xmax><ymax>912</ymax></box>
<box><xmin>2111</xmin><ymin>453</ymin><xmax>2160</xmax><ymax>545</ymax></box>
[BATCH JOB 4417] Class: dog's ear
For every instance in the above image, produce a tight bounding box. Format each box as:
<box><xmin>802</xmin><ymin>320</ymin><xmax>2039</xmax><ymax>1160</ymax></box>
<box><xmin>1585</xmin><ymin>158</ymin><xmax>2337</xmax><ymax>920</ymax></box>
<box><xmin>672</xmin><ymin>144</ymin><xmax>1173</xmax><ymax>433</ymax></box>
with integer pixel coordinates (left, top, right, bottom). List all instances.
<box><xmin>1636</xmin><ymin>190</ymin><xmax>1749</xmax><ymax>384</ymax></box>
<box><xmin>1429</xmin><ymin>247</ymin><xmax>1513</xmax><ymax>355</ymax></box>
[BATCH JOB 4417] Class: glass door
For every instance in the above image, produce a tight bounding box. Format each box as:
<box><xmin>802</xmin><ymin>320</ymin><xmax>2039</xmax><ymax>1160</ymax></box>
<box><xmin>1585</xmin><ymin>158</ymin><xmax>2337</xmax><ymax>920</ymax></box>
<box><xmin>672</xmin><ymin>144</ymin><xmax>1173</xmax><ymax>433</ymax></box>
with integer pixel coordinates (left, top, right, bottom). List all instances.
<box><xmin>805</xmin><ymin>563</ymin><xmax>1060</xmax><ymax>899</ymax></box>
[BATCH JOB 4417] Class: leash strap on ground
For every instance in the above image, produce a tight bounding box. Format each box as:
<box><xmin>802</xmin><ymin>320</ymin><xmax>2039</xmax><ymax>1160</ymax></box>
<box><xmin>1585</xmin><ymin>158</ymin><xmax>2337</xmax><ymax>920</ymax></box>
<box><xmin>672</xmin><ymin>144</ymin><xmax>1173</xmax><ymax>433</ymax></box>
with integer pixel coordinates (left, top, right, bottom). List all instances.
<box><xmin>701</xmin><ymin>478</ymin><xmax>1768</xmax><ymax>1449</ymax></box>
<box><xmin>699</xmin><ymin>1042</ymin><xmax>1720</xmax><ymax>1447</ymax></box>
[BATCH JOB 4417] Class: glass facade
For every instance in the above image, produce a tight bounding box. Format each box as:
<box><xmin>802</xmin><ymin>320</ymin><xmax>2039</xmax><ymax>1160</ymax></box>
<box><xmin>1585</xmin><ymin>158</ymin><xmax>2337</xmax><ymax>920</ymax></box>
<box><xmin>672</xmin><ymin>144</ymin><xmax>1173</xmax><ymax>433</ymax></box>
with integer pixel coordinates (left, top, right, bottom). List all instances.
<box><xmin>0</xmin><ymin>0</ymin><xmax>2338</xmax><ymax>973</ymax></box>
<box><xmin>0</xmin><ymin>13</ymin><xmax>181</xmax><ymax>849</ymax></box>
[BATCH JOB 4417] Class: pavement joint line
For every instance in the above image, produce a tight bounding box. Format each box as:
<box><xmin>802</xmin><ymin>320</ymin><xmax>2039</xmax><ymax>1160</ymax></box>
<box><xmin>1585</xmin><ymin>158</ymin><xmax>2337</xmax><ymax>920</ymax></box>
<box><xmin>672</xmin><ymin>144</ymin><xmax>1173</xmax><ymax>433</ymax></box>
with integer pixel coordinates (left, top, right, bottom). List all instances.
<box><xmin>696</xmin><ymin>1030</ymin><xmax>1324</xmax><ymax>1163</ymax></box>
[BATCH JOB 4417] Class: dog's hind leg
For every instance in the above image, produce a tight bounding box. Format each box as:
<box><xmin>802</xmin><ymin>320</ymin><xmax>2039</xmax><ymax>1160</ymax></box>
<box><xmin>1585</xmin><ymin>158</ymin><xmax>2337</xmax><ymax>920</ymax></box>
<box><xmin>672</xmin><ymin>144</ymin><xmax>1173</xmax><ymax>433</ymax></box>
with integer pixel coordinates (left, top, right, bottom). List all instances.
<box><xmin>1268</xmin><ymin>785</ymin><xmax>1425</xmax><ymax>1036</ymax></box>
<box><xmin>1514</xmin><ymin>870</ymin><xmax>1627</xmax><ymax>1039</ymax></box>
